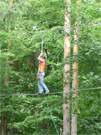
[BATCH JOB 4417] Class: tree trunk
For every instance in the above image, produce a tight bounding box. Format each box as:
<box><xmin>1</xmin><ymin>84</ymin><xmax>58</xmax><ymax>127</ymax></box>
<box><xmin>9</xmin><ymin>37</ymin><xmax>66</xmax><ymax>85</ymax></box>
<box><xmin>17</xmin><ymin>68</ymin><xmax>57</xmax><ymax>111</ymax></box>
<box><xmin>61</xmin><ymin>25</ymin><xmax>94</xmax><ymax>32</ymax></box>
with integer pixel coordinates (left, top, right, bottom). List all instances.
<box><xmin>71</xmin><ymin>30</ymin><xmax>78</xmax><ymax>135</ymax></box>
<box><xmin>0</xmin><ymin>114</ymin><xmax>8</xmax><ymax>135</ymax></box>
<box><xmin>71</xmin><ymin>0</ymin><xmax>81</xmax><ymax>135</ymax></box>
<box><xmin>72</xmin><ymin>30</ymin><xmax>79</xmax><ymax>96</ymax></box>
<box><xmin>63</xmin><ymin>0</ymin><xmax>71</xmax><ymax>135</ymax></box>
<box><xmin>0</xmin><ymin>1</ymin><xmax>13</xmax><ymax>135</ymax></box>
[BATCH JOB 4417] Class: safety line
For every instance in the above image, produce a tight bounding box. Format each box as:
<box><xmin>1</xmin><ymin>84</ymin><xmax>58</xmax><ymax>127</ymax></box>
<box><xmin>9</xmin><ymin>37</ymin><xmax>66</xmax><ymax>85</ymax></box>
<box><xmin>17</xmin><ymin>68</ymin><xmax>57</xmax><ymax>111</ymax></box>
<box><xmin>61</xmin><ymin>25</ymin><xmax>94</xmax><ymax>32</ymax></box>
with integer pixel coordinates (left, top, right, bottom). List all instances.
<box><xmin>0</xmin><ymin>86</ymin><xmax>101</xmax><ymax>97</ymax></box>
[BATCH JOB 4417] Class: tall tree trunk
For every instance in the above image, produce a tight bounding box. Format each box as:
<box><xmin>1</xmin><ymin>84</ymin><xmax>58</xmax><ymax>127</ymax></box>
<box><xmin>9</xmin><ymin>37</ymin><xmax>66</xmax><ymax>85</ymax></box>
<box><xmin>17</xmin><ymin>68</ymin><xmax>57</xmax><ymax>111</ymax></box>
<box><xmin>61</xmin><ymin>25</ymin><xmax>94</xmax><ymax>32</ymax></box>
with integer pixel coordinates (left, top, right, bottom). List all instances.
<box><xmin>71</xmin><ymin>0</ymin><xmax>81</xmax><ymax>135</ymax></box>
<box><xmin>71</xmin><ymin>29</ymin><xmax>78</xmax><ymax>135</ymax></box>
<box><xmin>1</xmin><ymin>1</ymin><xmax>13</xmax><ymax>135</ymax></box>
<box><xmin>63</xmin><ymin>0</ymin><xmax>71</xmax><ymax>135</ymax></box>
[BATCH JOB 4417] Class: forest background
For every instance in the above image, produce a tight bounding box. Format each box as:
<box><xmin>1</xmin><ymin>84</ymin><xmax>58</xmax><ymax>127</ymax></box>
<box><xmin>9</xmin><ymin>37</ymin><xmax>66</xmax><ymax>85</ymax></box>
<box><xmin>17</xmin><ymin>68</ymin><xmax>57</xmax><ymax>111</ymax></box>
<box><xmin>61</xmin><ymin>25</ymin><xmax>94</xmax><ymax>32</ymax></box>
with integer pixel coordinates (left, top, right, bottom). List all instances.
<box><xmin>0</xmin><ymin>0</ymin><xmax>101</xmax><ymax>135</ymax></box>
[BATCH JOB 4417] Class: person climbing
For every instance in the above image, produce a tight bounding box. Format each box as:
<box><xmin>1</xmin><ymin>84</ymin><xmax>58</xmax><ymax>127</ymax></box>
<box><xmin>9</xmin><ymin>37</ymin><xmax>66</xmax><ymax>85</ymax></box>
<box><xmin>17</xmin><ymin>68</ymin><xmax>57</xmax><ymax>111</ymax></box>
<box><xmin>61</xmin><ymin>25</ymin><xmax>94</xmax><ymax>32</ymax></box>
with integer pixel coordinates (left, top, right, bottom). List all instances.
<box><xmin>37</xmin><ymin>53</ymin><xmax>49</xmax><ymax>95</ymax></box>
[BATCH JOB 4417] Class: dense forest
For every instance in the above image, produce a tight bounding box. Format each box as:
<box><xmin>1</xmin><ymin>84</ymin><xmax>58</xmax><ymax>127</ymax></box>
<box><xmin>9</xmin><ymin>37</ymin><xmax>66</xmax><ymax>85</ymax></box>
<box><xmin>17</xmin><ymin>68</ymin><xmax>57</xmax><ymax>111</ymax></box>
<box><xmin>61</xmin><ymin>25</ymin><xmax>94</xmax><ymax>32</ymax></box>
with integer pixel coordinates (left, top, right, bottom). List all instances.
<box><xmin>0</xmin><ymin>0</ymin><xmax>101</xmax><ymax>135</ymax></box>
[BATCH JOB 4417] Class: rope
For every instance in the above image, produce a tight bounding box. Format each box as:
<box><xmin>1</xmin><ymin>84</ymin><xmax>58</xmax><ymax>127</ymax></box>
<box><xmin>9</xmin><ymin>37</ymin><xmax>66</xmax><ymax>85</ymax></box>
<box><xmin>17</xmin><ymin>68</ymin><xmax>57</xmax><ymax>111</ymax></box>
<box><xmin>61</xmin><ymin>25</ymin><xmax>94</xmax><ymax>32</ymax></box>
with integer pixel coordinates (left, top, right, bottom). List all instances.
<box><xmin>0</xmin><ymin>92</ymin><xmax>62</xmax><ymax>97</ymax></box>
<box><xmin>0</xmin><ymin>86</ymin><xmax>101</xmax><ymax>97</ymax></box>
<box><xmin>79</xmin><ymin>87</ymin><xmax>101</xmax><ymax>91</ymax></box>
<box><xmin>41</xmin><ymin>32</ymin><xmax>44</xmax><ymax>53</ymax></box>
<box><xmin>40</xmin><ymin>31</ymin><xmax>48</xmax><ymax>58</ymax></box>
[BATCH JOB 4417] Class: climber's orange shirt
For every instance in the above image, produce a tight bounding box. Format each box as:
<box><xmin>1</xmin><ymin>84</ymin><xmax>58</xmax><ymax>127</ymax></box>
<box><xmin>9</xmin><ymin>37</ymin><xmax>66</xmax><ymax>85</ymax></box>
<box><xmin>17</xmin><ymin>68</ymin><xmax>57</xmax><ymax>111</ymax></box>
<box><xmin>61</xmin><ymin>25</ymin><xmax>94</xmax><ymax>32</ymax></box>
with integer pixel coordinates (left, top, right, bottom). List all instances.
<box><xmin>38</xmin><ymin>60</ymin><xmax>46</xmax><ymax>72</ymax></box>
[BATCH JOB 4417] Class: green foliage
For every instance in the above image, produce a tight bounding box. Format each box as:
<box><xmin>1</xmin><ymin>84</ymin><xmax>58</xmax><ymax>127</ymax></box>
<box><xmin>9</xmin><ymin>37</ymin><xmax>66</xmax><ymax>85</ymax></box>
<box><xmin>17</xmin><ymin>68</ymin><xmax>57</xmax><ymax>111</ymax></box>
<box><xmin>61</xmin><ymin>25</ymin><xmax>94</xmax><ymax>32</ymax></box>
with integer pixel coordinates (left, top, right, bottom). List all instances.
<box><xmin>0</xmin><ymin>0</ymin><xmax>101</xmax><ymax>134</ymax></box>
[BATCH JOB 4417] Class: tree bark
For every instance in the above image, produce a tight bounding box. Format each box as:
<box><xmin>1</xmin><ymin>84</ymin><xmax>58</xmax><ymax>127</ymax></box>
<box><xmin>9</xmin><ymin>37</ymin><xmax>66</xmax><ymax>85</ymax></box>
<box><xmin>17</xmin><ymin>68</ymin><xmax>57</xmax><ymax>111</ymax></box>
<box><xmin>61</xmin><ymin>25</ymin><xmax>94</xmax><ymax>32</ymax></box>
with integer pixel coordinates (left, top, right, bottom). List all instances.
<box><xmin>71</xmin><ymin>30</ymin><xmax>78</xmax><ymax>135</ymax></box>
<box><xmin>0</xmin><ymin>114</ymin><xmax>8</xmax><ymax>135</ymax></box>
<box><xmin>63</xmin><ymin>0</ymin><xmax>71</xmax><ymax>135</ymax></box>
<box><xmin>0</xmin><ymin>1</ymin><xmax>13</xmax><ymax>135</ymax></box>
<box><xmin>71</xmin><ymin>0</ymin><xmax>81</xmax><ymax>135</ymax></box>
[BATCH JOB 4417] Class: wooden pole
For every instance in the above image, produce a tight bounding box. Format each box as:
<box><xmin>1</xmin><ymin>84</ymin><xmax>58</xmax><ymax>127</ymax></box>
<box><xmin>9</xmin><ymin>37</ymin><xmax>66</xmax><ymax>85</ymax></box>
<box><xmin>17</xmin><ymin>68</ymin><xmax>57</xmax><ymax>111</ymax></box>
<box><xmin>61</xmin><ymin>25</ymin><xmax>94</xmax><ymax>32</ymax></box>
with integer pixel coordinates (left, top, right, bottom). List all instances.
<box><xmin>63</xmin><ymin>0</ymin><xmax>71</xmax><ymax>135</ymax></box>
